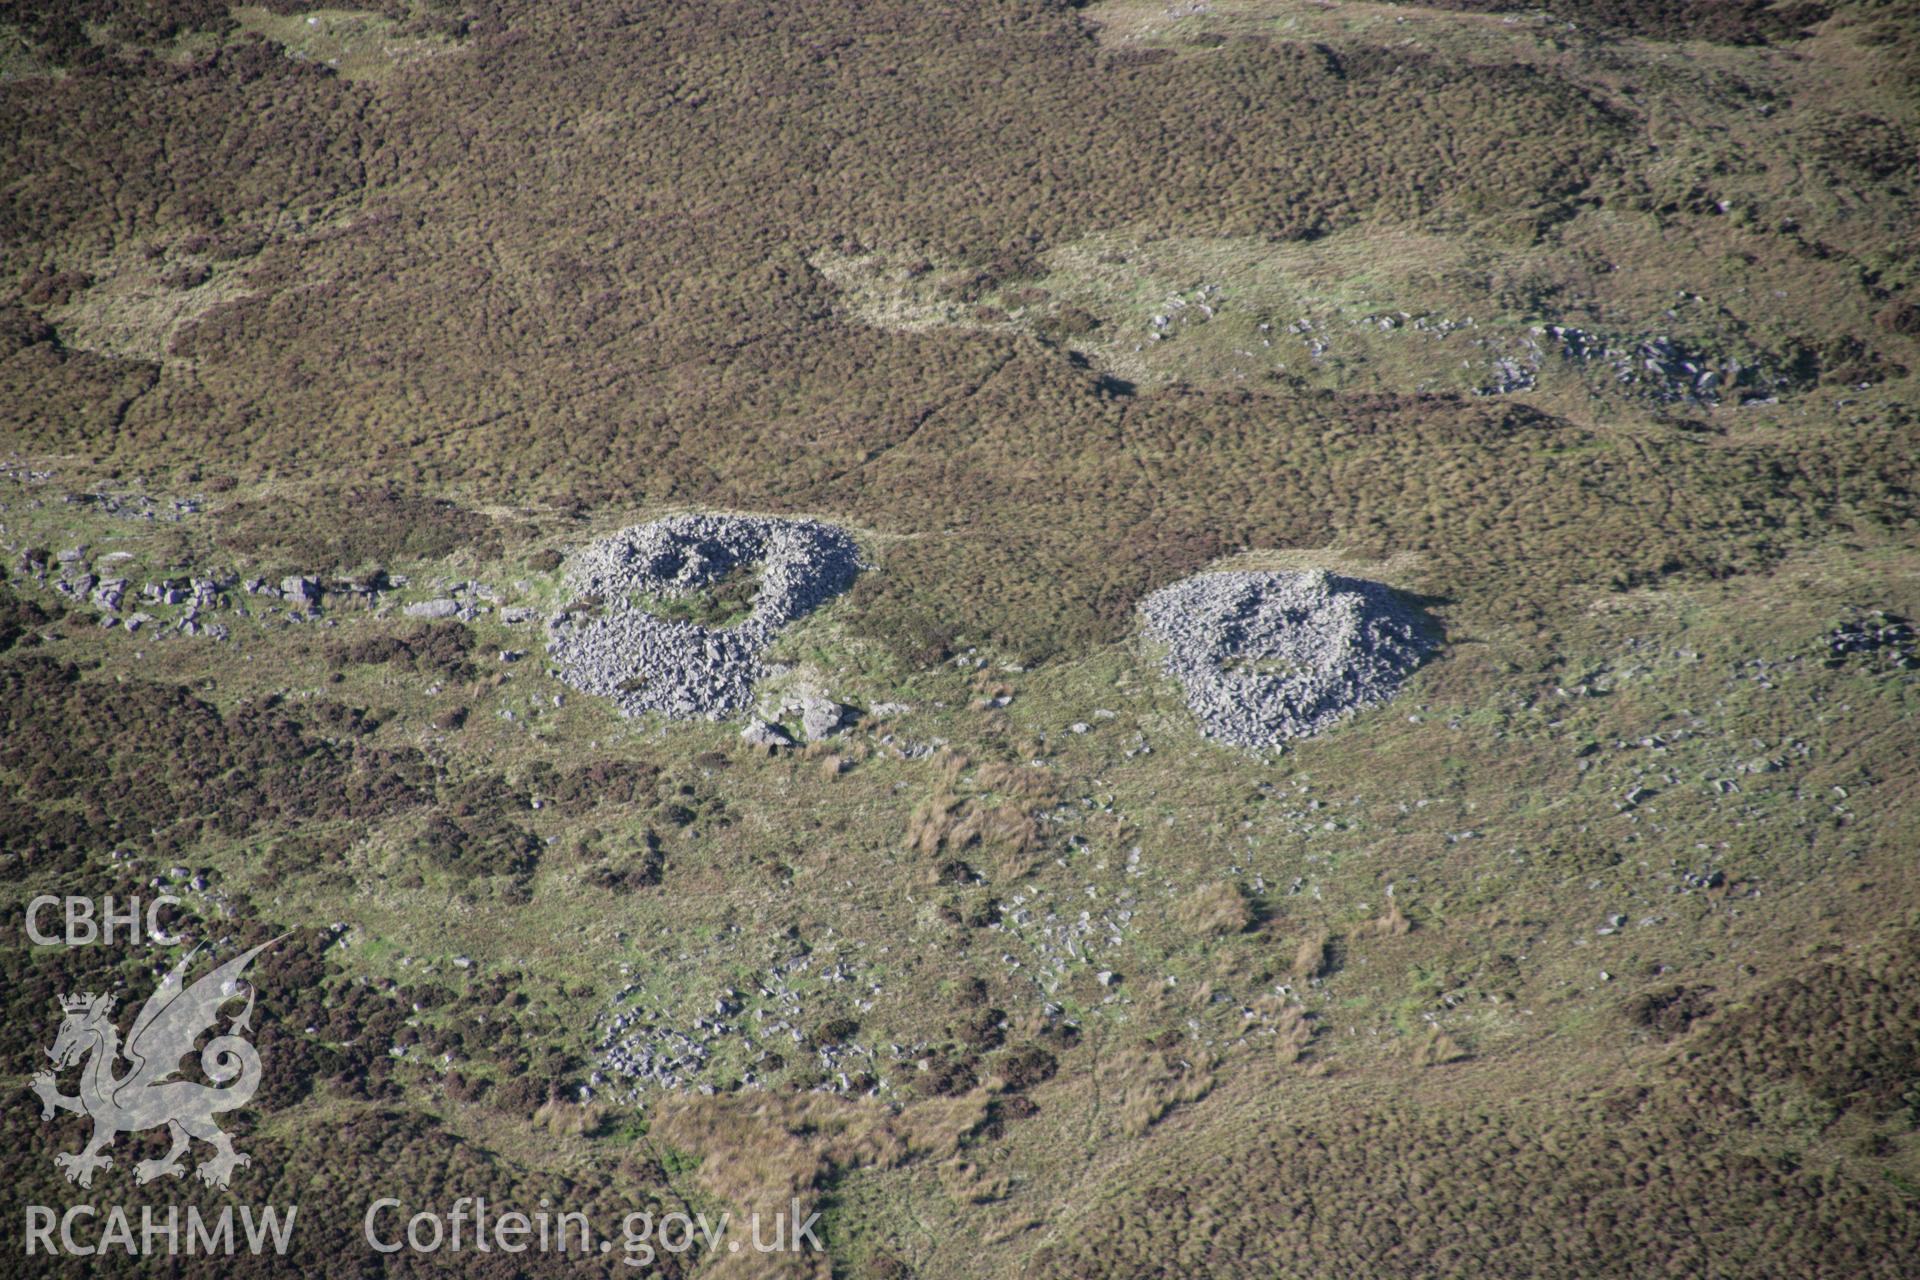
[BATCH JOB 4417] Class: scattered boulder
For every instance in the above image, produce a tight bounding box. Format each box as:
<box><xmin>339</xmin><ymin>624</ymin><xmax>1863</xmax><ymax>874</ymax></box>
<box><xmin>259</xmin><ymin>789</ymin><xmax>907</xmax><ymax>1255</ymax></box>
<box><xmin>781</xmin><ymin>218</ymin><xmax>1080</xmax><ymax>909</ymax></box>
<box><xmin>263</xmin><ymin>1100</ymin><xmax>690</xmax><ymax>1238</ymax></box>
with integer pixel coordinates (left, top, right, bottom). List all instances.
<box><xmin>405</xmin><ymin>598</ymin><xmax>460</xmax><ymax>619</ymax></box>
<box><xmin>741</xmin><ymin>719</ymin><xmax>795</xmax><ymax>751</ymax></box>
<box><xmin>795</xmin><ymin>694</ymin><xmax>851</xmax><ymax>741</ymax></box>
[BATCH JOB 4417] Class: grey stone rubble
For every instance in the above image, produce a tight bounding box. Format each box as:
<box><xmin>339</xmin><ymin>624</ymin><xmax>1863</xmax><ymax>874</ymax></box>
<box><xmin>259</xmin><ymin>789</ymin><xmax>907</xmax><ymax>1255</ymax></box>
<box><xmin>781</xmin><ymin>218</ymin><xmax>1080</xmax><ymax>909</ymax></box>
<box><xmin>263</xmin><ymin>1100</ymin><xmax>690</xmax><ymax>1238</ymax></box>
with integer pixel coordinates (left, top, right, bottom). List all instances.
<box><xmin>548</xmin><ymin>514</ymin><xmax>863</xmax><ymax>720</ymax></box>
<box><xmin>8</xmin><ymin>528</ymin><xmax>522</xmax><ymax>642</ymax></box>
<box><xmin>1139</xmin><ymin>569</ymin><xmax>1434</xmax><ymax>750</ymax></box>
<box><xmin>1519</xmin><ymin>324</ymin><xmax>1800</xmax><ymax>405</ymax></box>
<box><xmin>874</xmin><ymin>732</ymin><xmax>943</xmax><ymax>761</ymax></box>
<box><xmin>992</xmin><ymin>875</ymin><xmax>1136</xmax><ymax>994</ymax></box>
<box><xmin>1824</xmin><ymin>610</ymin><xmax>1916</xmax><ymax>669</ymax></box>
<box><xmin>1282</xmin><ymin>307</ymin><xmax>1804</xmax><ymax>404</ymax></box>
<box><xmin>14</xmin><ymin>537</ymin><xmax>425</xmax><ymax>640</ymax></box>
<box><xmin>590</xmin><ymin>951</ymin><xmax>907</xmax><ymax>1102</ymax></box>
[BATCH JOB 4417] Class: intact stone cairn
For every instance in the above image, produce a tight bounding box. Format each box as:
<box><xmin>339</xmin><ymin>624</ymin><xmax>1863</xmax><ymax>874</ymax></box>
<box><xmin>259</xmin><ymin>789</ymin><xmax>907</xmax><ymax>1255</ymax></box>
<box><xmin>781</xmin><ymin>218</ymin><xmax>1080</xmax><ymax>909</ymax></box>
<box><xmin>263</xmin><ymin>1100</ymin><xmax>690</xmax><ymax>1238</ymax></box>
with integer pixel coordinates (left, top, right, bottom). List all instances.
<box><xmin>547</xmin><ymin>514</ymin><xmax>862</xmax><ymax>720</ymax></box>
<box><xmin>1139</xmin><ymin>569</ymin><xmax>1433</xmax><ymax>749</ymax></box>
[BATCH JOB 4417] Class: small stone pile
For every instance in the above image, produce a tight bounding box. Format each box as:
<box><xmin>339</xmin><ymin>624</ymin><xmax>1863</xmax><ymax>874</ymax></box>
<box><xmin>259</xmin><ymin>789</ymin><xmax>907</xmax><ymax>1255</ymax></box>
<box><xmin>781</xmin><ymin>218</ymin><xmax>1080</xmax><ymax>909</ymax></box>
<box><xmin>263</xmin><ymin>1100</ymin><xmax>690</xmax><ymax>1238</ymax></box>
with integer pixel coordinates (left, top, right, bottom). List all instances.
<box><xmin>1139</xmin><ymin>569</ymin><xmax>1433</xmax><ymax>749</ymax></box>
<box><xmin>548</xmin><ymin>514</ymin><xmax>862</xmax><ymax>719</ymax></box>
<box><xmin>1538</xmin><ymin>325</ymin><xmax>1795</xmax><ymax>405</ymax></box>
<box><xmin>1822</xmin><ymin>610</ymin><xmax>1915</xmax><ymax>670</ymax></box>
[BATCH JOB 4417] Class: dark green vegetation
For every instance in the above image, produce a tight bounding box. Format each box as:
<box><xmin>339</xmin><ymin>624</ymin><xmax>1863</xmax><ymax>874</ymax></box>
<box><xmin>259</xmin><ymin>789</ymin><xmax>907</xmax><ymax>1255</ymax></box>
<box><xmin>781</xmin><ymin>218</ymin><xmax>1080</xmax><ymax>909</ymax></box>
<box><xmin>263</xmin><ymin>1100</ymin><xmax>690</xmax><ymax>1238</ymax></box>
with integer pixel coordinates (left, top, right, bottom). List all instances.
<box><xmin>3</xmin><ymin>0</ymin><xmax>1918</xmax><ymax>1276</ymax></box>
<box><xmin>634</xmin><ymin>560</ymin><xmax>765</xmax><ymax>630</ymax></box>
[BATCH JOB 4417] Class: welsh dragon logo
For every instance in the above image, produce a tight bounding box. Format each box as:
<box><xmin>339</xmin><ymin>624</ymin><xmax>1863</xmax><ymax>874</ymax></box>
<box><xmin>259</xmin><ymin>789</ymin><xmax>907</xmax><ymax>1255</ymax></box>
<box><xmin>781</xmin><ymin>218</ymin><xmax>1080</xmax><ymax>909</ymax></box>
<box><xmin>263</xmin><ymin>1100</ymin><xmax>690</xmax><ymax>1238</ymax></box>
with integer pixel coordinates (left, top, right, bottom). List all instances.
<box><xmin>31</xmin><ymin>937</ymin><xmax>282</xmax><ymax>1190</ymax></box>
